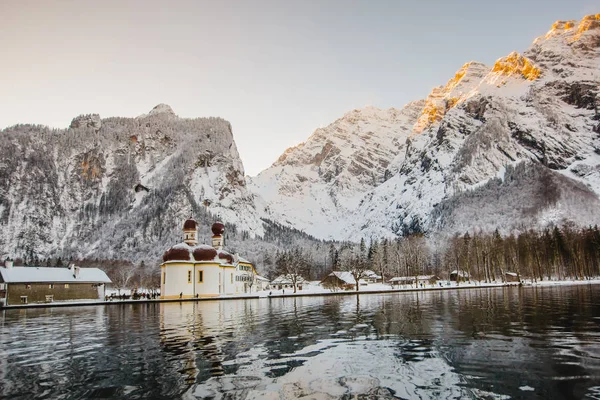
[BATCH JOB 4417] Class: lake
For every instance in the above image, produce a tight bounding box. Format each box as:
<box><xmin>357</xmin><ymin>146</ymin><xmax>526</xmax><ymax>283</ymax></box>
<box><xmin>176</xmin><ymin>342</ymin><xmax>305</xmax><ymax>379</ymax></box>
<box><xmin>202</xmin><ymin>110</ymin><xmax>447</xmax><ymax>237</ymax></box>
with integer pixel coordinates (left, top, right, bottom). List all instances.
<box><xmin>1</xmin><ymin>284</ymin><xmax>600</xmax><ymax>399</ymax></box>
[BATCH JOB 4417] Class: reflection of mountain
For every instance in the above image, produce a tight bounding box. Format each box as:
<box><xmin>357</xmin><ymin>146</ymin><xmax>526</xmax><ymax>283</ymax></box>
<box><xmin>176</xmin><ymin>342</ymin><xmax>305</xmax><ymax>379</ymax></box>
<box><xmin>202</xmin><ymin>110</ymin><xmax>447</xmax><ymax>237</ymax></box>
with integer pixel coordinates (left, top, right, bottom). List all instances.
<box><xmin>175</xmin><ymin>287</ymin><xmax>600</xmax><ymax>400</ymax></box>
<box><xmin>2</xmin><ymin>286</ymin><xmax>600</xmax><ymax>398</ymax></box>
<box><xmin>183</xmin><ymin>294</ymin><xmax>468</xmax><ymax>399</ymax></box>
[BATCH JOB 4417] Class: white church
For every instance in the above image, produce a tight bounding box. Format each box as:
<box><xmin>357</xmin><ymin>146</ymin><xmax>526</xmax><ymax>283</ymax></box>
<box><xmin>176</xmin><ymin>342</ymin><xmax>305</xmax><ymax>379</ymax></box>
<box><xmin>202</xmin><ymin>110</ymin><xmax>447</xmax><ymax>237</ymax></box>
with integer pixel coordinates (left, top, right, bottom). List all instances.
<box><xmin>160</xmin><ymin>218</ymin><xmax>257</xmax><ymax>299</ymax></box>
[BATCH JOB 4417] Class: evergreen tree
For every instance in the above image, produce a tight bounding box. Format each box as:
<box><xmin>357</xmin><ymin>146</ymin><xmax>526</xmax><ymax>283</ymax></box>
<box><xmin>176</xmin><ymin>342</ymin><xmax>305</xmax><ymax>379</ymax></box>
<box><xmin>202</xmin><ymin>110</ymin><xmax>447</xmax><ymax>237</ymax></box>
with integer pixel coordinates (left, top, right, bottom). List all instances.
<box><xmin>360</xmin><ymin>238</ymin><xmax>366</xmax><ymax>260</ymax></box>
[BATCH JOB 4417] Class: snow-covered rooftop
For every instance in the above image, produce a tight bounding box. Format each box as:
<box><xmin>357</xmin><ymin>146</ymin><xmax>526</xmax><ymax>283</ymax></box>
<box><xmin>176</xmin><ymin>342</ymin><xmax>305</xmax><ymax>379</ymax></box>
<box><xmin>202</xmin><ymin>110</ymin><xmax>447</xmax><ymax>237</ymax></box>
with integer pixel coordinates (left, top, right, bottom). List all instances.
<box><xmin>363</xmin><ymin>270</ymin><xmax>382</xmax><ymax>279</ymax></box>
<box><xmin>271</xmin><ymin>274</ymin><xmax>307</xmax><ymax>284</ymax></box>
<box><xmin>326</xmin><ymin>271</ymin><xmax>368</xmax><ymax>285</ymax></box>
<box><xmin>389</xmin><ymin>275</ymin><xmax>439</xmax><ymax>282</ymax></box>
<box><xmin>0</xmin><ymin>266</ymin><xmax>111</xmax><ymax>284</ymax></box>
<box><xmin>450</xmin><ymin>270</ymin><xmax>470</xmax><ymax>277</ymax></box>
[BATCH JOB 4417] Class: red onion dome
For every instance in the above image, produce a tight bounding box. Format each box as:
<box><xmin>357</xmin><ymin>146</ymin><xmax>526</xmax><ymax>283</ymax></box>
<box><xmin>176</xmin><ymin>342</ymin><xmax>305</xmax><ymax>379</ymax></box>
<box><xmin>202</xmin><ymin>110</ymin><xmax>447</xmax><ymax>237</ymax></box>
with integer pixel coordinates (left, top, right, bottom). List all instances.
<box><xmin>183</xmin><ymin>218</ymin><xmax>197</xmax><ymax>230</ymax></box>
<box><xmin>162</xmin><ymin>246</ymin><xmax>191</xmax><ymax>262</ymax></box>
<box><xmin>193</xmin><ymin>246</ymin><xmax>218</xmax><ymax>261</ymax></box>
<box><xmin>211</xmin><ymin>222</ymin><xmax>225</xmax><ymax>235</ymax></box>
<box><xmin>218</xmin><ymin>251</ymin><xmax>234</xmax><ymax>264</ymax></box>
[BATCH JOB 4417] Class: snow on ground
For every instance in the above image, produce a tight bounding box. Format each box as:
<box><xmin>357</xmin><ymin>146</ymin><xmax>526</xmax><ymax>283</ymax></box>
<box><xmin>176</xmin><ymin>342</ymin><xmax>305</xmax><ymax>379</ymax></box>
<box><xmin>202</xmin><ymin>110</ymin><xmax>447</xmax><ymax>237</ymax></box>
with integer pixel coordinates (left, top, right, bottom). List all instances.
<box><xmin>7</xmin><ymin>279</ymin><xmax>599</xmax><ymax>309</ymax></box>
<box><xmin>102</xmin><ymin>278</ymin><xmax>600</xmax><ymax>303</ymax></box>
<box><xmin>239</xmin><ymin>278</ymin><xmax>600</xmax><ymax>299</ymax></box>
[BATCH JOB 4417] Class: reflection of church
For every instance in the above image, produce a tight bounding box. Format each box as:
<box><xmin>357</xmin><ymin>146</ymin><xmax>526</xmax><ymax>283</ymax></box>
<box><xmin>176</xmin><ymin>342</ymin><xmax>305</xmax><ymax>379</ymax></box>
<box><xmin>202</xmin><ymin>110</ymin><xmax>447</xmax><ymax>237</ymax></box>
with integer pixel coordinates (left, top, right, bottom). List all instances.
<box><xmin>160</xmin><ymin>218</ymin><xmax>257</xmax><ymax>299</ymax></box>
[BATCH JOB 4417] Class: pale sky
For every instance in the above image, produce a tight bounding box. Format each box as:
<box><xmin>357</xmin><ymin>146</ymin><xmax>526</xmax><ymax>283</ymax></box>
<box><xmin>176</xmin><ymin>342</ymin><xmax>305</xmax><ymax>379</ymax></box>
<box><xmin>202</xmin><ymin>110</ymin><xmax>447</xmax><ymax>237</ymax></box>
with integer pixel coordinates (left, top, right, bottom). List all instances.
<box><xmin>1</xmin><ymin>0</ymin><xmax>597</xmax><ymax>176</ymax></box>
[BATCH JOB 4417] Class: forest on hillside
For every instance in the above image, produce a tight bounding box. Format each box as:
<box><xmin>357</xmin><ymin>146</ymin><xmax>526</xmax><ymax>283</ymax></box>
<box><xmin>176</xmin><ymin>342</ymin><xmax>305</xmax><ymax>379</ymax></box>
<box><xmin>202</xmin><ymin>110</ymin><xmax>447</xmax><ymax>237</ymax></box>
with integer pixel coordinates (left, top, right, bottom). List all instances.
<box><xmin>9</xmin><ymin>223</ymin><xmax>600</xmax><ymax>292</ymax></box>
<box><xmin>263</xmin><ymin>223</ymin><xmax>600</xmax><ymax>287</ymax></box>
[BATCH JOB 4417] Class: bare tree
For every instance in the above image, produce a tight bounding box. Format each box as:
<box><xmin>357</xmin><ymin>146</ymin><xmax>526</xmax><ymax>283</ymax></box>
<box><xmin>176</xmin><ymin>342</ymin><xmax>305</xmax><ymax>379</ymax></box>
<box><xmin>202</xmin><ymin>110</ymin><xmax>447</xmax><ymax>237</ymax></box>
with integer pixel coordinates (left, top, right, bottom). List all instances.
<box><xmin>401</xmin><ymin>235</ymin><xmax>428</xmax><ymax>287</ymax></box>
<box><xmin>275</xmin><ymin>248</ymin><xmax>309</xmax><ymax>293</ymax></box>
<box><xmin>245</xmin><ymin>270</ymin><xmax>255</xmax><ymax>293</ymax></box>
<box><xmin>340</xmin><ymin>248</ymin><xmax>369</xmax><ymax>291</ymax></box>
<box><xmin>109</xmin><ymin>263</ymin><xmax>138</xmax><ymax>295</ymax></box>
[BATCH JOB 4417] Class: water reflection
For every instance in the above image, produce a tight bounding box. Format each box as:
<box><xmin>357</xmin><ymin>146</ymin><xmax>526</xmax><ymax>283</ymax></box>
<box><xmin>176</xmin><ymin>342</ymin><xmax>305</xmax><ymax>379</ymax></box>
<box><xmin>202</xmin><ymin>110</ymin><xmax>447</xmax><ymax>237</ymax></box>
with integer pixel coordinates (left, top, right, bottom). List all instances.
<box><xmin>1</xmin><ymin>285</ymin><xmax>600</xmax><ymax>399</ymax></box>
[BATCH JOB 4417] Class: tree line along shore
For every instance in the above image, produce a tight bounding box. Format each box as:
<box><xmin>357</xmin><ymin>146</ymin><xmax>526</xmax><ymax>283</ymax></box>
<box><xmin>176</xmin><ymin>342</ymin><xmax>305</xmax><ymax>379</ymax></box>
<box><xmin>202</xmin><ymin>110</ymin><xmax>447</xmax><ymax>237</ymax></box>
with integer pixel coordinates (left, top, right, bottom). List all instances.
<box><xmin>7</xmin><ymin>224</ymin><xmax>600</xmax><ymax>294</ymax></box>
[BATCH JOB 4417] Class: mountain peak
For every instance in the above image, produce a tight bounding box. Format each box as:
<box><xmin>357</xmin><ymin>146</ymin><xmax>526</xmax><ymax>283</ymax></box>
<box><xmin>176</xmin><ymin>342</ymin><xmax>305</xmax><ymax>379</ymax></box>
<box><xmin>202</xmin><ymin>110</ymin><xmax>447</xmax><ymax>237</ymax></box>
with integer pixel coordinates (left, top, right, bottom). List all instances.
<box><xmin>535</xmin><ymin>14</ymin><xmax>600</xmax><ymax>47</ymax></box>
<box><xmin>413</xmin><ymin>61</ymin><xmax>490</xmax><ymax>133</ymax></box>
<box><xmin>491</xmin><ymin>51</ymin><xmax>541</xmax><ymax>81</ymax></box>
<box><xmin>148</xmin><ymin>103</ymin><xmax>176</xmax><ymax>116</ymax></box>
<box><xmin>546</xmin><ymin>14</ymin><xmax>599</xmax><ymax>39</ymax></box>
<box><xmin>69</xmin><ymin>114</ymin><xmax>102</xmax><ymax>130</ymax></box>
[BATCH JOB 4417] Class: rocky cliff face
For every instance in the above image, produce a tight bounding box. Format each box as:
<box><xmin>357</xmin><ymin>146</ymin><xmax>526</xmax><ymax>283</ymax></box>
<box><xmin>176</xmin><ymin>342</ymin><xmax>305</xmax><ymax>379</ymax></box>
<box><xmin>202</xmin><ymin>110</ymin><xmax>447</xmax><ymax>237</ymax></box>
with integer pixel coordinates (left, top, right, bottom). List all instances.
<box><xmin>0</xmin><ymin>105</ymin><xmax>264</xmax><ymax>262</ymax></box>
<box><xmin>248</xmin><ymin>103</ymin><xmax>424</xmax><ymax>238</ymax></box>
<box><xmin>251</xmin><ymin>14</ymin><xmax>600</xmax><ymax>240</ymax></box>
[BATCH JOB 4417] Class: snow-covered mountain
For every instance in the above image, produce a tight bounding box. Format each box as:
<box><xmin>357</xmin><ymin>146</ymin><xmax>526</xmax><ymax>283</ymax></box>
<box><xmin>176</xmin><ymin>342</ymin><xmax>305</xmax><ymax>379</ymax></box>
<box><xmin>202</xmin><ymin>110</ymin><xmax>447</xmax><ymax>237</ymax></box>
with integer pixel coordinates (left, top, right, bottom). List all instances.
<box><xmin>0</xmin><ymin>104</ymin><xmax>264</xmax><ymax>262</ymax></box>
<box><xmin>2</xmin><ymin>15</ymin><xmax>599</xmax><ymax>263</ymax></box>
<box><xmin>249</xmin><ymin>103</ymin><xmax>424</xmax><ymax>238</ymax></box>
<box><xmin>251</xmin><ymin>14</ymin><xmax>600</xmax><ymax>240</ymax></box>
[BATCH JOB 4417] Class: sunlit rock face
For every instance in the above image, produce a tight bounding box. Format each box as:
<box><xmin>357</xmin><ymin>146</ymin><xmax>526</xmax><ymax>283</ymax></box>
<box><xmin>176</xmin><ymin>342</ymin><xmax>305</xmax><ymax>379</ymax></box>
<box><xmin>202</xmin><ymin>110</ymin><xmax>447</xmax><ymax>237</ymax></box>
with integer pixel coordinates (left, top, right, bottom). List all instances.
<box><xmin>251</xmin><ymin>15</ymin><xmax>600</xmax><ymax>240</ymax></box>
<box><xmin>413</xmin><ymin>62</ymin><xmax>491</xmax><ymax>134</ymax></box>
<box><xmin>491</xmin><ymin>52</ymin><xmax>541</xmax><ymax>81</ymax></box>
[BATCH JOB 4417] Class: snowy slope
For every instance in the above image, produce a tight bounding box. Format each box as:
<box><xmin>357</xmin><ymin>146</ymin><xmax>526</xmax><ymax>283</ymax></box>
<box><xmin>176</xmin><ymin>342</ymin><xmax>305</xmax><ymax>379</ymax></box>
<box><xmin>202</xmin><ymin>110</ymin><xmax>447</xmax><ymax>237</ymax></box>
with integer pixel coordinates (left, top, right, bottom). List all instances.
<box><xmin>251</xmin><ymin>14</ymin><xmax>600</xmax><ymax>240</ymax></box>
<box><xmin>248</xmin><ymin>103</ymin><xmax>424</xmax><ymax>238</ymax></box>
<box><xmin>0</xmin><ymin>105</ymin><xmax>264</xmax><ymax>262</ymax></box>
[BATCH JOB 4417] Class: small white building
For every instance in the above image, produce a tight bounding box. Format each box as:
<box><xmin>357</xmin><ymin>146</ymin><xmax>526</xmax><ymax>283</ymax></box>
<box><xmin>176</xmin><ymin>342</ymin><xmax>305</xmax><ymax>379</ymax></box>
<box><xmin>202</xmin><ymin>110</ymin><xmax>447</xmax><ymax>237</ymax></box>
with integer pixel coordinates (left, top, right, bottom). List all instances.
<box><xmin>255</xmin><ymin>275</ymin><xmax>270</xmax><ymax>291</ymax></box>
<box><xmin>362</xmin><ymin>270</ymin><xmax>383</xmax><ymax>283</ymax></box>
<box><xmin>389</xmin><ymin>275</ymin><xmax>440</xmax><ymax>287</ymax></box>
<box><xmin>160</xmin><ymin>219</ymin><xmax>257</xmax><ymax>299</ymax></box>
<box><xmin>270</xmin><ymin>274</ymin><xmax>307</xmax><ymax>291</ymax></box>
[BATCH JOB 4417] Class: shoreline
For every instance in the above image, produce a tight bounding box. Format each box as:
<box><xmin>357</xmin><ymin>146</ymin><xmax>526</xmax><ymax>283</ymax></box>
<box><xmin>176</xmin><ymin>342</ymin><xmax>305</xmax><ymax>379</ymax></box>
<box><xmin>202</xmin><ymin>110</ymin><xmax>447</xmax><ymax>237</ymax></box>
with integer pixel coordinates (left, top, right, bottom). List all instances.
<box><xmin>2</xmin><ymin>279</ymin><xmax>599</xmax><ymax>310</ymax></box>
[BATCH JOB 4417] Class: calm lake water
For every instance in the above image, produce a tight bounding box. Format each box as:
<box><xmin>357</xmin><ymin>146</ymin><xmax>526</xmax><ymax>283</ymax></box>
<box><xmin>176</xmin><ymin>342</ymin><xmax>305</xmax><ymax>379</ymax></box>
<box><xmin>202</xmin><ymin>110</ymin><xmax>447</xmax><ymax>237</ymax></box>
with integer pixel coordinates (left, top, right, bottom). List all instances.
<box><xmin>1</xmin><ymin>285</ymin><xmax>600</xmax><ymax>399</ymax></box>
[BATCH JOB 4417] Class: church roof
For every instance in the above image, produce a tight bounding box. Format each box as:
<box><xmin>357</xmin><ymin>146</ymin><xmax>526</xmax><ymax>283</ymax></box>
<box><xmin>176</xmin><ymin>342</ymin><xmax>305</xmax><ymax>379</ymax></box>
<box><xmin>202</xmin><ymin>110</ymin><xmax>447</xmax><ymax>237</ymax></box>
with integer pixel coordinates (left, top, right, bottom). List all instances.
<box><xmin>183</xmin><ymin>218</ymin><xmax>197</xmax><ymax>230</ymax></box>
<box><xmin>0</xmin><ymin>266</ymin><xmax>111</xmax><ymax>284</ymax></box>
<box><xmin>162</xmin><ymin>242</ymin><xmax>250</xmax><ymax>266</ymax></box>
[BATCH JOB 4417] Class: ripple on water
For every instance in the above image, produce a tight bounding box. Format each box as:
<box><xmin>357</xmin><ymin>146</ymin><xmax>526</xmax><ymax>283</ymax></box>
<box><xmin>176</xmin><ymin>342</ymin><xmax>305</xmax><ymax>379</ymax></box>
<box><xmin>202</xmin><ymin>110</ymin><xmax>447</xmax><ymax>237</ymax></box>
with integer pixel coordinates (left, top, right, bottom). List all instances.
<box><xmin>1</xmin><ymin>286</ymin><xmax>600</xmax><ymax>399</ymax></box>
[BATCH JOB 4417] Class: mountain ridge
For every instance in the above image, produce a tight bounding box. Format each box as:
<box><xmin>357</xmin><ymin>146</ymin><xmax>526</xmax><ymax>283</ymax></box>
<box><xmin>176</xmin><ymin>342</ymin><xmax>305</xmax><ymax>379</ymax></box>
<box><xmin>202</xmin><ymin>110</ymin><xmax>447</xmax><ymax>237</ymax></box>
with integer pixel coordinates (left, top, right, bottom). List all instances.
<box><xmin>0</xmin><ymin>105</ymin><xmax>267</xmax><ymax>264</ymax></box>
<box><xmin>1</xmin><ymin>14</ymin><xmax>599</xmax><ymax>265</ymax></box>
<box><xmin>250</xmin><ymin>14</ymin><xmax>600</xmax><ymax>240</ymax></box>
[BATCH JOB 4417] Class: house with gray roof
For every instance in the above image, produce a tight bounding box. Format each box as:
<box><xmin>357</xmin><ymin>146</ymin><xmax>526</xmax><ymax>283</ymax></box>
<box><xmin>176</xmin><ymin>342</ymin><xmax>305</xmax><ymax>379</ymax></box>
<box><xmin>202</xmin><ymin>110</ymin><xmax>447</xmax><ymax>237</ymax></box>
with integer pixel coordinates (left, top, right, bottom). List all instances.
<box><xmin>0</xmin><ymin>260</ymin><xmax>111</xmax><ymax>306</ymax></box>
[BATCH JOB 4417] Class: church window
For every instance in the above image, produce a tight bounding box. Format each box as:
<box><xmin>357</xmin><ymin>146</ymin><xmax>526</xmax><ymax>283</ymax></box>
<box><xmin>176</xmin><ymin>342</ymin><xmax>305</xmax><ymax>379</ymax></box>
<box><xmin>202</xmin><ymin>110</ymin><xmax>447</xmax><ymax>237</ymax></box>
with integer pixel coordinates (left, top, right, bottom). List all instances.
<box><xmin>198</xmin><ymin>271</ymin><xmax>203</xmax><ymax>283</ymax></box>
<box><xmin>188</xmin><ymin>270</ymin><xmax>192</xmax><ymax>283</ymax></box>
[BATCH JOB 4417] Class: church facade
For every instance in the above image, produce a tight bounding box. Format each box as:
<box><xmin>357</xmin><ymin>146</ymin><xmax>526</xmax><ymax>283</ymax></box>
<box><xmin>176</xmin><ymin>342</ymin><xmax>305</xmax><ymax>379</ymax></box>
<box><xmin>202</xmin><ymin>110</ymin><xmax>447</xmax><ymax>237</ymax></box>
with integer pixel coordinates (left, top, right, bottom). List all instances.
<box><xmin>160</xmin><ymin>218</ymin><xmax>257</xmax><ymax>299</ymax></box>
